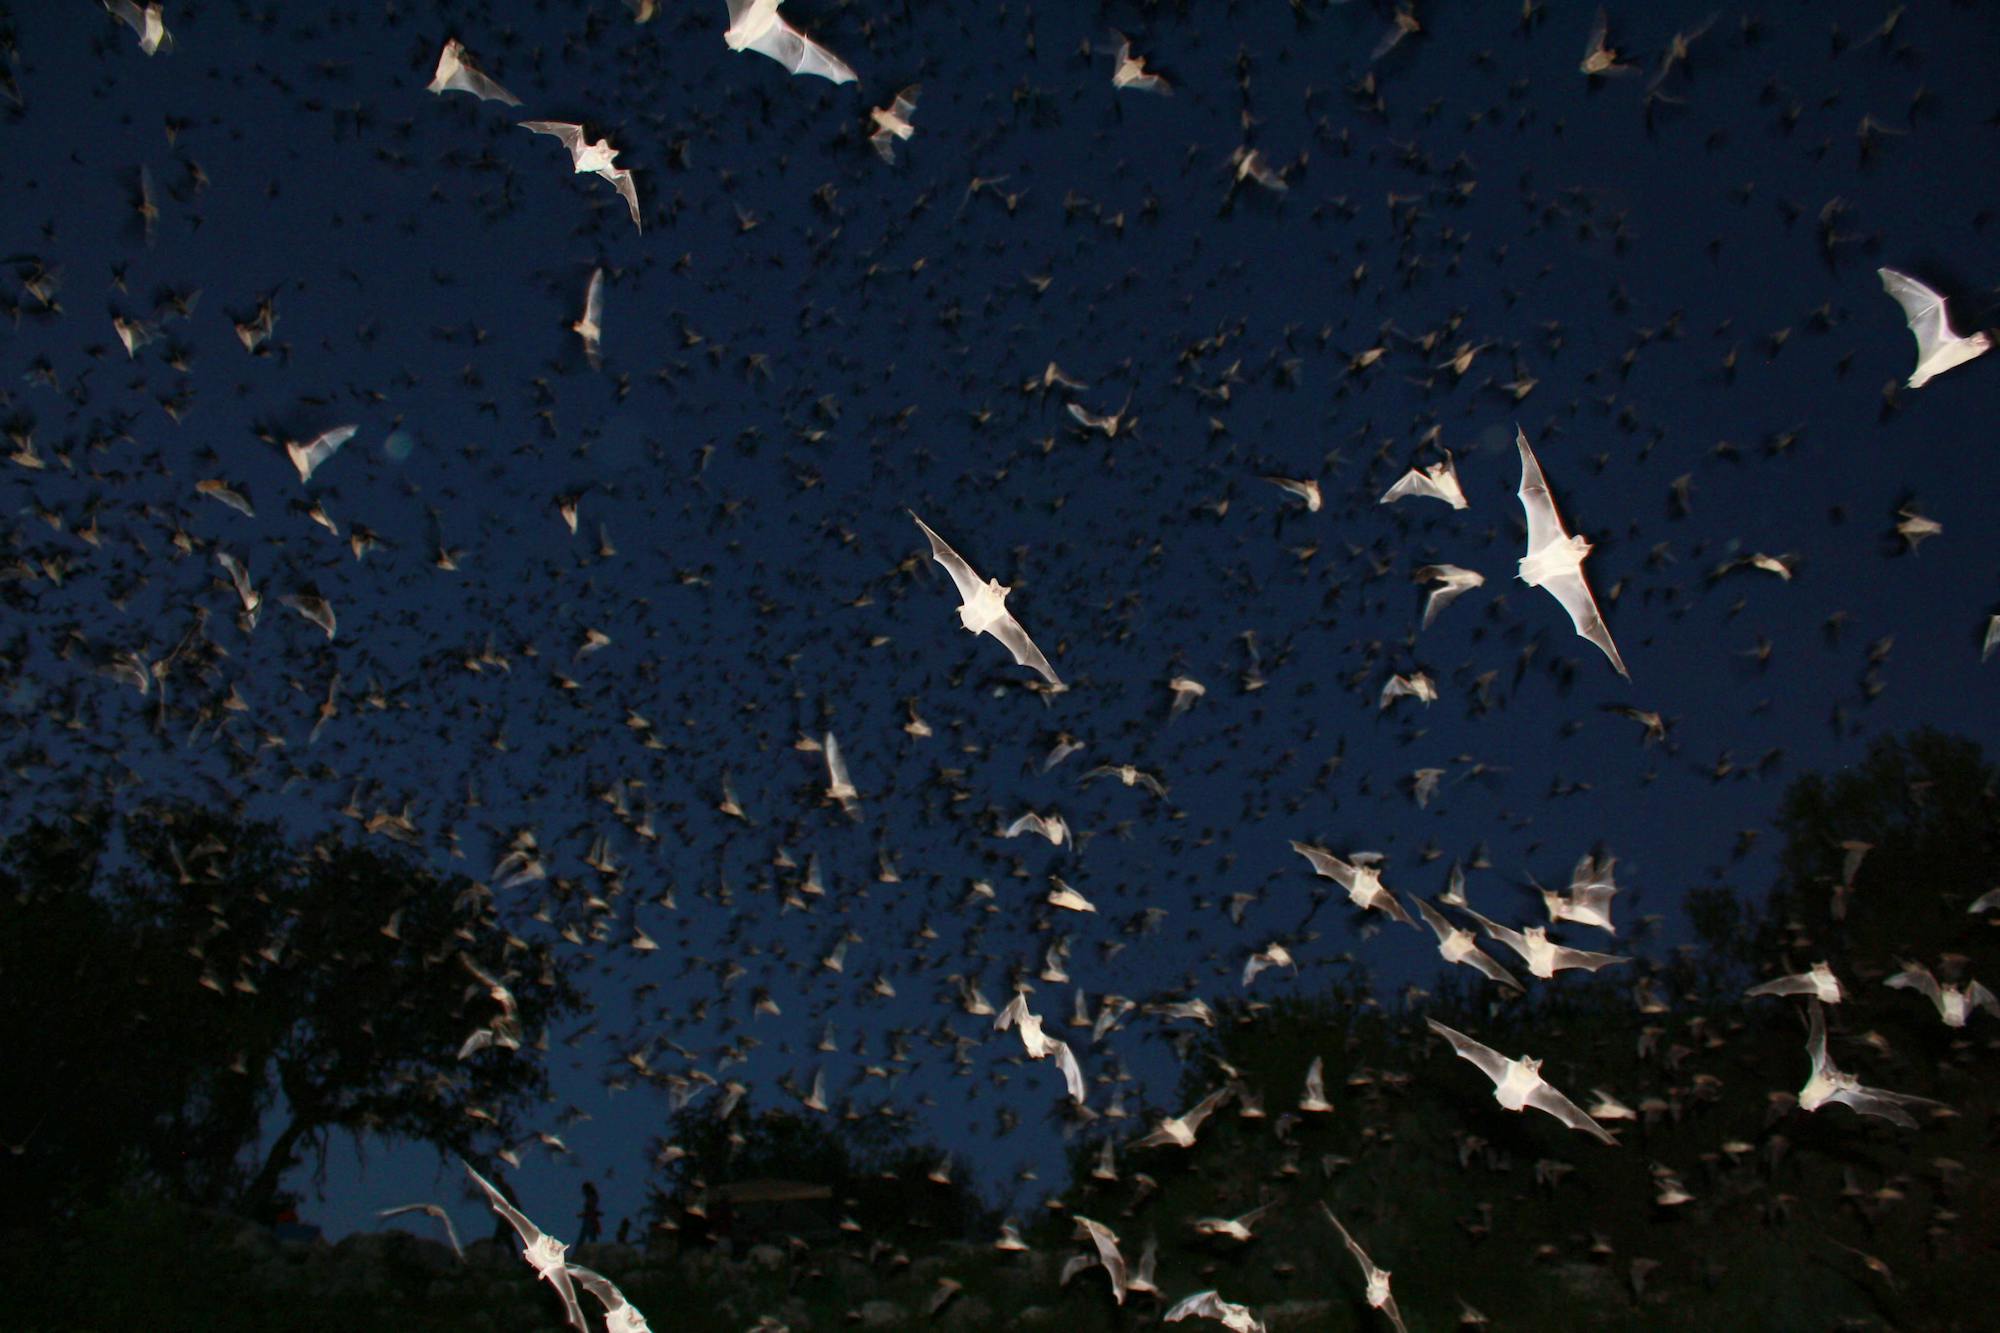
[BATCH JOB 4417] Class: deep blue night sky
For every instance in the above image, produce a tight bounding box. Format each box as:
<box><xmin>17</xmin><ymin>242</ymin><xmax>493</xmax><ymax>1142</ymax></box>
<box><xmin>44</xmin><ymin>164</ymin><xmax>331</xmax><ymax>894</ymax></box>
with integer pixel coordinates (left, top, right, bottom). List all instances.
<box><xmin>3</xmin><ymin>0</ymin><xmax>1998</xmax><ymax>1248</ymax></box>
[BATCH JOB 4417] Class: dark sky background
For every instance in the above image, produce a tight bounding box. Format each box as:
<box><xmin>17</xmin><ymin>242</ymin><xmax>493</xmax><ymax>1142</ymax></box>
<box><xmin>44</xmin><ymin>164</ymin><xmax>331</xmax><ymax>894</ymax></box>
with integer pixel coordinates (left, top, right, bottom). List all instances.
<box><xmin>3</xmin><ymin>0</ymin><xmax>1998</xmax><ymax>1247</ymax></box>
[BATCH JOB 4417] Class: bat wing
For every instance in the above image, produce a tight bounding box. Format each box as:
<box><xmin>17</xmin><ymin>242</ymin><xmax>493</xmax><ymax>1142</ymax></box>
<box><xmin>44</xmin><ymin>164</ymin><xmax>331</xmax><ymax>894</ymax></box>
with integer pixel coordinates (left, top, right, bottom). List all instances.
<box><xmin>1745</xmin><ymin>973</ymin><xmax>1817</xmax><ymax>998</ymax></box>
<box><xmin>1549</xmin><ymin>943</ymin><xmax>1629</xmax><ymax>973</ymax></box>
<box><xmin>1318</xmin><ymin>1203</ymin><xmax>1372</xmax><ymax>1277</ymax></box>
<box><xmin>1883</xmin><ymin>963</ymin><xmax>1941</xmax><ymax>1007</ymax></box>
<box><xmin>1425</xmin><ymin>1017</ymin><xmax>1509</xmax><ymax>1087</ymax></box>
<box><xmin>1830</xmin><ymin>1084</ymin><xmax>1929</xmax><ymax>1130</ymax></box>
<box><xmin>1053</xmin><ymin>1039</ymin><xmax>1086</xmax><ymax>1103</ymax></box>
<box><xmin>890</xmin><ymin>84</ymin><xmax>920</xmax><ymax>120</ymax></box>
<box><xmin>1459</xmin><ymin>905</ymin><xmax>1530</xmax><ymax>963</ymax></box>
<box><xmin>444</xmin><ymin>60</ymin><xmax>520</xmax><ymax>105</ymax></box>
<box><xmin>1525</xmin><ymin>1081</ymin><xmax>1618</xmax><ymax>1144</ymax></box>
<box><xmin>583</xmin><ymin>268</ymin><xmax>603</xmax><ymax>328</ymax></box>
<box><xmin>870</xmin><ymin>125</ymin><xmax>898</xmax><ymax>163</ymax></box>
<box><xmin>1541</xmin><ymin>569</ymin><xmax>1629</xmax><ymax>678</ymax></box>
<box><xmin>1966</xmin><ymin>980</ymin><xmax>2000</xmax><ymax>1016</ymax></box>
<box><xmin>1164</xmin><ymin>1291</ymin><xmax>1227</xmax><ymax>1322</ymax></box>
<box><xmin>1181</xmin><ymin>1085</ymin><xmax>1231</xmax><ymax>1134</ymax></box>
<box><xmin>462</xmin><ymin>1160</ymin><xmax>540</xmax><ymax>1250</ymax></box>
<box><xmin>520</xmin><ymin>121</ymin><xmax>584</xmax><ymax>156</ymax></box>
<box><xmin>1379</xmin><ymin>468</ymin><xmax>1438</xmax><ymax>506</ymax></box>
<box><xmin>1584</xmin><ymin>7</ymin><xmax>1610</xmax><ymax>61</ymax></box>
<box><xmin>1514</xmin><ymin>426</ymin><xmax>1570</xmax><ymax>553</ymax></box>
<box><xmin>290</xmin><ymin>424</ymin><xmax>356</xmax><ymax>483</ymax></box>
<box><xmin>1381</xmin><ymin>1294</ymin><xmax>1410</xmax><ymax>1333</ymax></box>
<box><xmin>1463</xmin><ymin>944</ymin><xmax>1526</xmax><ymax>992</ymax></box>
<box><xmin>1878</xmin><ymin>268</ymin><xmax>1953</xmax><ymax>359</ymax></box>
<box><xmin>1077</xmin><ymin>1217</ymin><xmax>1126</xmax><ymax>1302</ymax></box>
<box><xmin>746</xmin><ymin>18</ymin><xmax>856</xmax><ymax>84</ymax></box>
<box><xmin>988</xmin><ymin>612</ymin><xmax>1063</xmax><ymax>688</ymax></box>
<box><xmin>601</xmin><ymin>168</ymin><xmax>642</xmax><ymax>231</ymax></box>
<box><xmin>908</xmin><ymin>512</ymin><xmax>988</xmax><ymax>609</ymax></box>
<box><xmin>1412</xmin><ymin>895</ymin><xmax>1456</xmax><ymax>945</ymax></box>
<box><xmin>1376</xmin><ymin>889</ymin><xmax>1418</xmax><ymax>929</ymax></box>
<box><xmin>1289</xmin><ymin>840</ymin><xmax>1355</xmax><ymax>889</ymax></box>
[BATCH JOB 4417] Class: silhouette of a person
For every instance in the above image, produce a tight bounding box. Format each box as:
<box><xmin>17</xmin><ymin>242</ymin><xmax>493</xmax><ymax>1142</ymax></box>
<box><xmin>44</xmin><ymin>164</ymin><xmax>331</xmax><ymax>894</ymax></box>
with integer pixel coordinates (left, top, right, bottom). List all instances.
<box><xmin>577</xmin><ymin>1180</ymin><xmax>603</xmax><ymax>1245</ymax></box>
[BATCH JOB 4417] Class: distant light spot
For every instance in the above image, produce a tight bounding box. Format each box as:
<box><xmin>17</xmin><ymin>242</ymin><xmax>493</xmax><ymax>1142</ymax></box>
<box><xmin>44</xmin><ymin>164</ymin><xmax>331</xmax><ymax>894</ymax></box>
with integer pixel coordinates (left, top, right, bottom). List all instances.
<box><xmin>383</xmin><ymin>430</ymin><xmax>415</xmax><ymax>462</ymax></box>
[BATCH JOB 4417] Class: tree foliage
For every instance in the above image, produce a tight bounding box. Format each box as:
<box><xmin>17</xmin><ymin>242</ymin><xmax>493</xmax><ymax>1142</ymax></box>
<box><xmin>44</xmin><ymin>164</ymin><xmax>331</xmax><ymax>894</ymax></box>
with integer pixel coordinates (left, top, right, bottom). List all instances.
<box><xmin>0</xmin><ymin>801</ymin><xmax>585</xmax><ymax>1232</ymax></box>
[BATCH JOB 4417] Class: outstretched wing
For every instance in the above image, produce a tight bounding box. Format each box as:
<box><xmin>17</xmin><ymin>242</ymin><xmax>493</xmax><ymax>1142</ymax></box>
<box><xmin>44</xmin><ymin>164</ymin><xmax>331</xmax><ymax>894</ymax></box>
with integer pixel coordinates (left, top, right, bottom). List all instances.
<box><xmin>1547</xmin><ymin>942</ymin><xmax>1630</xmax><ymax>973</ymax></box>
<box><xmin>1463</xmin><ymin>945</ymin><xmax>1527</xmax><ymax>993</ymax></box>
<box><xmin>1542</xmin><ymin>569</ymin><xmax>1629</xmax><ymax>678</ymax></box>
<box><xmin>1425</xmin><ymin>1017</ymin><xmax>1510</xmax><ymax>1087</ymax></box>
<box><xmin>602</xmin><ymin>168</ymin><xmax>642</xmax><ymax>232</ymax></box>
<box><xmin>1514</xmin><ymin>426</ymin><xmax>1570</xmax><ymax>553</ymax></box>
<box><xmin>462</xmin><ymin>1160</ymin><xmax>538</xmax><ymax>1249</ymax></box>
<box><xmin>1883</xmin><ymin>962</ymin><xmax>1941</xmax><ymax>1007</ymax></box>
<box><xmin>1289</xmin><ymin>840</ymin><xmax>1356</xmax><ymax>890</ymax></box>
<box><xmin>1412</xmin><ymin>896</ymin><xmax>1457</xmax><ymax>945</ymax></box>
<box><xmin>989</xmin><ymin>612</ymin><xmax>1064</xmax><ymax>688</ymax></box>
<box><xmin>747</xmin><ymin>17</ymin><xmax>857</xmax><ymax>84</ymax></box>
<box><xmin>908</xmin><ymin>511</ymin><xmax>988</xmax><ymax>609</ymax></box>
<box><xmin>1524</xmin><ymin>1081</ymin><xmax>1618</xmax><ymax>1144</ymax></box>
<box><xmin>519</xmin><ymin>120</ymin><xmax>583</xmax><ymax>149</ymax></box>
<box><xmin>1318</xmin><ymin>1203</ymin><xmax>1375</xmax><ymax>1280</ymax></box>
<box><xmin>1458</xmin><ymin>904</ymin><xmax>1530</xmax><ymax>964</ymax></box>
<box><xmin>289</xmin><ymin>424</ymin><xmax>357</xmax><ymax>483</ymax></box>
<box><xmin>1745</xmin><ymin>973</ymin><xmax>1817</xmax><ymax>999</ymax></box>
<box><xmin>1075</xmin><ymin>1216</ymin><xmax>1127</xmax><ymax>1303</ymax></box>
<box><xmin>1053</xmin><ymin>1039</ymin><xmax>1086</xmax><ymax>1103</ymax></box>
<box><xmin>889</xmin><ymin>84</ymin><xmax>920</xmax><ymax>121</ymax></box>
<box><xmin>1877</xmin><ymin>268</ymin><xmax>1954</xmax><ymax>358</ymax></box>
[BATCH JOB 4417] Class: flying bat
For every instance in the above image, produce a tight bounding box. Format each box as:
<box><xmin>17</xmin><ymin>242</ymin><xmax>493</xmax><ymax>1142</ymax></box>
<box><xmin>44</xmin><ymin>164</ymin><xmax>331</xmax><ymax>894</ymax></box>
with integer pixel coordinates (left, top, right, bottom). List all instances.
<box><xmin>1412</xmin><ymin>897</ymin><xmax>1524</xmax><ymax>992</ymax></box>
<box><xmin>1884</xmin><ymin>961</ymin><xmax>1997</xmax><ymax>1028</ymax></box>
<box><xmin>869</xmin><ymin>85</ymin><xmax>919</xmax><ymax>163</ymax></box>
<box><xmin>572</xmin><ymin>268</ymin><xmax>603</xmax><ymax>369</ymax></box>
<box><xmin>1380</xmin><ymin>454</ymin><xmax>1468</xmax><ymax>509</ymax></box>
<box><xmin>909</xmin><ymin>511</ymin><xmax>1063</xmax><ymax>688</ymax></box>
<box><xmin>1458</xmin><ymin>905</ymin><xmax>1628</xmax><ymax>979</ymax></box>
<box><xmin>1515</xmin><ymin>426</ymin><xmax>1628</xmax><ymax>678</ymax></box>
<box><xmin>286</xmin><ymin>424</ymin><xmax>356</xmax><ymax>484</ymax></box>
<box><xmin>1425</xmin><ymin>1018</ymin><xmax>1618</xmax><ymax>1144</ymax></box>
<box><xmin>377</xmin><ymin>1203</ymin><xmax>463</xmax><ymax>1261</ymax></box>
<box><xmin>1109</xmin><ymin>30</ymin><xmax>1171</xmax><ymax>94</ymax></box>
<box><xmin>1798</xmin><ymin>1000</ymin><xmax>1946</xmax><ymax>1128</ymax></box>
<box><xmin>1290</xmin><ymin>841</ymin><xmax>1418</xmax><ymax>929</ymax></box>
<box><xmin>427</xmin><ymin>39</ymin><xmax>520</xmax><ymax>105</ymax></box>
<box><xmin>1877</xmin><ymin>267</ymin><xmax>1990</xmax><ymax>388</ymax></box>
<box><xmin>1746</xmin><ymin>960</ymin><xmax>1844</xmax><ymax>1004</ymax></box>
<box><xmin>1414</xmin><ymin>563</ymin><xmax>1484</xmax><ymax>629</ymax></box>
<box><xmin>462</xmin><ymin>1160</ymin><xmax>587</xmax><ymax>1332</ymax></box>
<box><xmin>1163</xmin><ymin>1289</ymin><xmax>1265</xmax><ymax>1333</ymax></box>
<box><xmin>1072</xmin><ymin>1216</ymin><xmax>1128</xmax><ymax>1303</ymax></box>
<box><xmin>564</xmin><ymin>1263</ymin><xmax>652</xmax><ymax>1333</ymax></box>
<box><xmin>723</xmin><ymin>0</ymin><xmax>856</xmax><ymax>84</ymax></box>
<box><xmin>1131</xmin><ymin>1086</ymin><xmax>1232</xmax><ymax>1149</ymax></box>
<box><xmin>1320</xmin><ymin>1204</ymin><xmax>1410</xmax><ymax>1333</ymax></box>
<box><xmin>519</xmin><ymin>121</ymin><xmax>642</xmax><ymax>232</ymax></box>
<box><xmin>821</xmin><ymin>731</ymin><xmax>860</xmax><ymax>817</ymax></box>
<box><xmin>103</xmin><ymin>1</ymin><xmax>171</xmax><ymax>56</ymax></box>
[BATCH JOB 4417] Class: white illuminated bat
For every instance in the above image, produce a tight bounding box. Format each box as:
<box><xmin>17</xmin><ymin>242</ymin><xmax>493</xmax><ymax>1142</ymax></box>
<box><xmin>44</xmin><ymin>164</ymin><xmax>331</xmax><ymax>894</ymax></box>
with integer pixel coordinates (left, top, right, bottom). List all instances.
<box><xmin>1515</xmin><ymin>426</ymin><xmax>1628</xmax><ymax>678</ymax></box>
<box><xmin>909</xmin><ymin>511</ymin><xmax>1063</xmax><ymax>688</ymax></box>
<box><xmin>1878</xmin><ymin>267</ymin><xmax>1990</xmax><ymax>388</ymax></box>
<box><xmin>427</xmin><ymin>39</ymin><xmax>520</xmax><ymax>105</ymax></box>
<box><xmin>1425</xmin><ymin>1018</ymin><xmax>1618</xmax><ymax>1144</ymax></box>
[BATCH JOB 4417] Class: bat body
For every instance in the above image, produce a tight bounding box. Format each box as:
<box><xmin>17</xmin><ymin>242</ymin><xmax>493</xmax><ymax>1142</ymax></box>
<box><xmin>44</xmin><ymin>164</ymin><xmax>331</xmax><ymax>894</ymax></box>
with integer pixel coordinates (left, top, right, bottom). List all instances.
<box><xmin>1515</xmin><ymin>427</ymin><xmax>1628</xmax><ymax>678</ymax></box>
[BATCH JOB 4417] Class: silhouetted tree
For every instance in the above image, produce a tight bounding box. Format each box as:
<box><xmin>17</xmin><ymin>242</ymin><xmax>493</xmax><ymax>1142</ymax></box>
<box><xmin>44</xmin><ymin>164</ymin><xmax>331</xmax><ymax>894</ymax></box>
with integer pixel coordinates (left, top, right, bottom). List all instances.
<box><xmin>0</xmin><ymin>801</ymin><xmax>585</xmax><ymax>1231</ymax></box>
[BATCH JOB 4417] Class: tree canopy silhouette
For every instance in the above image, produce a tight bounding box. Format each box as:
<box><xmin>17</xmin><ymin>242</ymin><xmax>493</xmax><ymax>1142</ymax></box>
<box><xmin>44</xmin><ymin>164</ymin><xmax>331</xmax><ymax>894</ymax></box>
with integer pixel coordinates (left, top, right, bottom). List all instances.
<box><xmin>0</xmin><ymin>800</ymin><xmax>584</xmax><ymax>1232</ymax></box>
